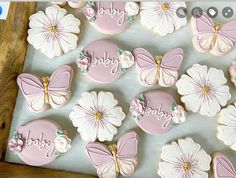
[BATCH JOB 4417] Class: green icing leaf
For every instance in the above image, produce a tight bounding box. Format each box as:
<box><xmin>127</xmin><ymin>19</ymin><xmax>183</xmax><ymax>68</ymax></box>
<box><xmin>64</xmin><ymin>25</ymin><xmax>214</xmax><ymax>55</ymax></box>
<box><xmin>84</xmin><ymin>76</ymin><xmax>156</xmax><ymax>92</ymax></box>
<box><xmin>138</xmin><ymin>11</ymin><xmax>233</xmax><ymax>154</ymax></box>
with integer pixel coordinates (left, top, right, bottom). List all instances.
<box><xmin>173</xmin><ymin>123</ymin><xmax>179</xmax><ymax>127</ymax></box>
<box><xmin>55</xmin><ymin>151</ymin><xmax>62</xmax><ymax>157</ymax></box>
<box><xmin>127</xmin><ymin>16</ymin><xmax>133</xmax><ymax>23</ymax></box>
<box><xmin>89</xmin><ymin>16</ymin><xmax>96</xmax><ymax>22</ymax></box>
<box><xmin>56</xmin><ymin>129</ymin><xmax>64</xmax><ymax>136</ymax></box>
<box><xmin>117</xmin><ymin>50</ymin><xmax>123</xmax><ymax>56</ymax></box>
<box><xmin>170</xmin><ymin>103</ymin><xmax>177</xmax><ymax>111</ymax></box>
<box><xmin>87</xmin><ymin>1</ymin><xmax>95</xmax><ymax>7</ymax></box>
<box><xmin>138</xmin><ymin>94</ymin><xmax>145</xmax><ymax>101</ymax></box>
<box><xmin>121</xmin><ymin>68</ymin><xmax>127</xmax><ymax>73</ymax></box>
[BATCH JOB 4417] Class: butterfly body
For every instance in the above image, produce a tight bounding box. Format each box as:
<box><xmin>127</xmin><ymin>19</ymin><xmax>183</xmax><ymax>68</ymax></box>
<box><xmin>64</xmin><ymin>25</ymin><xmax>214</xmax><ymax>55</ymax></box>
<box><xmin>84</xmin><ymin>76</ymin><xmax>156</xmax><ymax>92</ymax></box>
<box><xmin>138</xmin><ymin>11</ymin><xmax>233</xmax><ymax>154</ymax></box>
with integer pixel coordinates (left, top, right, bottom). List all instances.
<box><xmin>86</xmin><ymin>131</ymin><xmax>139</xmax><ymax>178</ymax></box>
<box><xmin>191</xmin><ymin>12</ymin><xmax>236</xmax><ymax>56</ymax></box>
<box><xmin>133</xmin><ymin>48</ymin><xmax>184</xmax><ymax>87</ymax></box>
<box><xmin>17</xmin><ymin>65</ymin><xmax>74</xmax><ymax>113</ymax></box>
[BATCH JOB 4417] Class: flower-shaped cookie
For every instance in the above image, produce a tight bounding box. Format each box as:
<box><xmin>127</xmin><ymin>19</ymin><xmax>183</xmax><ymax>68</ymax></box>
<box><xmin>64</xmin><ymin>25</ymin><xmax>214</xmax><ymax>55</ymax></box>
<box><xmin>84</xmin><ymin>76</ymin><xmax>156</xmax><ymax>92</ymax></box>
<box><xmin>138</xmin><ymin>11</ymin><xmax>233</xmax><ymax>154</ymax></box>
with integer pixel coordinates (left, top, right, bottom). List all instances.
<box><xmin>176</xmin><ymin>64</ymin><xmax>231</xmax><ymax>117</ymax></box>
<box><xmin>140</xmin><ymin>2</ymin><xmax>187</xmax><ymax>36</ymax></box>
<box><xmin>69</xmin><ymin>91</ymin><xmax>125</xmax><ymax>142</ymax></box>
<box><xmin>158</xmin><ymin>137</ymin><xmax>211</xmax><ymax>178</ymax></box>
<box><xmin>217</xmin><ymin>104</ymin><xmax>236</xmax><ymax>151</ymax></box>
<box><xmin>27</xmin><ymin>5</ymin><xmax>81</xmax><ymax>58</ymax></box>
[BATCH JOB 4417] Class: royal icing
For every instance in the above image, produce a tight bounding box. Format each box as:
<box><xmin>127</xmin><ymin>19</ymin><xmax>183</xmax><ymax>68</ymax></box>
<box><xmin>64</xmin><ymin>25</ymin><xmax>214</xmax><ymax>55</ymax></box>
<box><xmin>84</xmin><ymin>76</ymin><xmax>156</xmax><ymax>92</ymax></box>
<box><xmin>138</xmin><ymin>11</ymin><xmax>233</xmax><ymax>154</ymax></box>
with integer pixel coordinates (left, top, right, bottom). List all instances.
<box><xmin>140</xmin><ymin>2</ymin><xmax>187</xmax><ymax>36</ymax></box>
<box><xmin>133</xmin><ymin>48</ymin><xmax>184</xmax><ymax>87</ymax></box>
<box><xmin>70</xmin><ymin>91</ymin><xmax>126</xmax><ymax>142</ymax></box>
<box><xmin>229</xmin><ymin>60</ymin><xmax>236</xmax><ymax>86</ymax></box>
<box><xmin>176</xmin><ymin>64</ymin><xmax>231</xmax><ymax>117</ymax></box>
<box><xmin>76</xmin><ymin>40</ymin><xmax>134</xmax><ymax>83</ymax></box>
<box><xmin>158</xmin><ymin>137</ymin><xmax>211</xmax><ymax>178</ymax></box>
<box><xmin>129</xmin><ymin>90</ymin><xmax>186</xmax><ymax>135</ymax></box>
<box><xmin>17</xmin><ymin>65</ymin><xmax>74</xmax><ymax>113</ymax></box>
<box><xmin>83</xmin><ymin>2</ymin><xmax>139</xmax><ymax>34</ymax></box>
<box><xmin>8</xmin><ymin>119</ymin><xmax>72</xmax><ymax>166</ymax></box>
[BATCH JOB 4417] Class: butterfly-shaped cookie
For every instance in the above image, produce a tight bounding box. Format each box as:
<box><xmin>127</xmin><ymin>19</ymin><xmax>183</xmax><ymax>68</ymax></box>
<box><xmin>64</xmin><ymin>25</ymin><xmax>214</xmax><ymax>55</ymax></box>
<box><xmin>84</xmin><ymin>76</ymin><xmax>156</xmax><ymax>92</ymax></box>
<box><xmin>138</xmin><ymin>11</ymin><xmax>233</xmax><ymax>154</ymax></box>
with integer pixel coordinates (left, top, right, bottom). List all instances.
<box><xmin>85</xmin><ymin>131</ymin><xmax>138</xmax><ymax>178</ymax></box>
<box><xmin>191</xmin><ymin>12</ymin><xmax>236</xmax><ymax>56</ymax></box>
<box><xmin>213</xmin><ymin>153</ymin><xmax>236</xmax><ymax>178</ymax></box>
<box><xmin>133</xmin><ymin>48</ymin><xmax>183</xmax><ymax>87</ymax></box>
<box><xmin>17</xmin><ymin>65</ymin><xmax>73</xmax><ymax>112</ymax></box>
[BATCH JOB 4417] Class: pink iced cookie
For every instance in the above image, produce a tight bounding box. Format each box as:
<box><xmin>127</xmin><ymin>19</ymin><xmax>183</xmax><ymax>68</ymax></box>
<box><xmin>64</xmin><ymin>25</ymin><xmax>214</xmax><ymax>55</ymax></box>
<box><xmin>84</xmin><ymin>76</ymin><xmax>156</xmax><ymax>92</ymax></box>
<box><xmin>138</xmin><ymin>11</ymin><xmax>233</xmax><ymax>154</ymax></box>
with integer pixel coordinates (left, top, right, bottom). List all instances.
<box><xmin>17</xmin><ymin>65</ymin><xmax>74</xmax><ymax>113</ymax></box>
<box><xmin>213</xmin><ymin>153</ymin><xmax>236</xmax><ymax>178</ymax></box>
<box><xmin>85</xmin><ymin>131</ymin><xmax>138</xmax><ymax>178</ymax></box>
<box><xmin>83</xmin><ymin>1</ymin><xmax>139</xmax><ymax>34</ymax></box>
<box><xmin>76</xmin><ymin>40</ymin><xmax>134</xmax><ymax>84</ymax></box>
<box><xmin>129</xmin><ymin>90</ymin><xmax>186</xmax><ymax>135</ymax></box>
<box><xmin>8</xmin><ymin>119</ymin><xmax>72</xmax><ymax>166</ymax></box>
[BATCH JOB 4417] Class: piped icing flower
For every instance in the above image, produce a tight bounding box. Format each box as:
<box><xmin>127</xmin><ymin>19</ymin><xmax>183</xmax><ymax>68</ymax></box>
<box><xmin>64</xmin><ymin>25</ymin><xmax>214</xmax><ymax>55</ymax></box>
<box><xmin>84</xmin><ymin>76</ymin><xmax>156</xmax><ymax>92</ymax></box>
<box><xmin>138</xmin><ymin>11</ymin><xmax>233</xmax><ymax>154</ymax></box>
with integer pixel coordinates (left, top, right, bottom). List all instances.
<box><xmin>129</xmin><ymin>94</ymin><xmax>146</xmax><ymax>119</ymax></box>
<box><xmin>54</xmin><ymin>129</ymin><xmax>72</xmax><ymax>155</ymax></box>
<box><xmin>27</xmin><ymin>5</ymin><xmax>81</xmax><ymax>58</ymax></box>
<box><xmin>140</xmin><ymin>2</ymin><xmax>187</xmax><ymax>36</ymax></box>
<box><xmin>158</xmin><ymin>137</ymin><xmax>211</xmax><ymax>178</ymax></box>
<box><xmin>69</xmin><ymin>91</ymin><xmax>125</xmax><ymax>142</ymax></box>
<box><xmin>76</xmin><ymin>50</ymin><xmax>91</xmax><ymax>73</ymax></box>
<box><xmin>176</xmin><ymin>64</ymin><xmax>231</xmax><ymax>117</ymax></box>
<box><xmin>8</xmin><ymin>132</ymin><xmax>23</xmax><ymax>154</ymax></box>
<box><xmin>125</xmin><ymin>2</ymin><xmax>140</xmax><ymax>22</ymax></box>
<box><xmin>170</xmin><ymin>104</ymin><xmax>186</xmax><ymax>124</ymax></box>
<box><xmin>83</xmin><ymin>1</ymin><xmax>96</xmax><ymax>22</ymax></box>
<box><xmin>117</xmin><ymin>50</ymin><xmax>135</xmax><ymax>71</ymax></box>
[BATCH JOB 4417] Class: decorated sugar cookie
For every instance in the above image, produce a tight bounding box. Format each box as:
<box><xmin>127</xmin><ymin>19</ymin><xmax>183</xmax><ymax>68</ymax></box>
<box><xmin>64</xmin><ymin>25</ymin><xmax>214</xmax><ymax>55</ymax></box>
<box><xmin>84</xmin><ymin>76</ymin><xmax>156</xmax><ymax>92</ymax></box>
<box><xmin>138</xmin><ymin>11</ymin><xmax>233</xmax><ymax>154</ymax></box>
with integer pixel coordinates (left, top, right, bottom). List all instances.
<box><xmin>133</xmin><ymin>48</ymin><xmax>184</xmax><ymax>87</ymax></box>
<box><xmin>27</xmin><ymin>5</ymin><xmax>81</xmax><ymax>58</ymax></box>
<box><xmin>217</xmin><ymin>104</ymin><xmax>236</xmax><ymax>151</ymax></box>
<box><xmin>83</xmin><ymin>1</ymin><xmax>139</xmax><ymax>34</ymax></box>
<box><xmin>129</xmin><ymin>90</ymin><xmax>186</xmax><ymax>135</ymax></box>
<box><xmin>69</xmin><ymin>91</ymin><xmax>125</xmax><ymax>142</ymax></box>
<box><xmin>76</xmin><ymin>40</ymin><xmax>134</xmax><ymax>84</ymax></box>
<box><xmin>213</xmin><ymin>153</ymin><xmax>236</xmax><ymax>178</ymax></box>
<box><xmin>140</xmin><ymin>2</ymin><xmax>187</xmax><ymax>36</ymax></box>
<box><xmin>52</xmin><ymin>1</ymin><xmax>86</xmax><ymax>8</ymax></box>
<box><xmin>8</xmin><ymin>119</ymin><xmax>71</xmax><ymax>166</ymax></box>
<box><xmin>229</xmin><ymin>60</ymin><xmax>236</xmax><ymax>86</ymax></box>
<box><xmin>158</xmin><ymin>137</ymin><xmax>211</xmax><ymax>178</ymax></box>
<box><xmin>17</xmin><ymin>65</ymin><xmax>74</xmax><ymax>113</ymax></box>
<box><xmin>191</xmin><ymin>12</ymin><xmax>236</xmax><ymax>56</ymax></box>
<box><xmin>176</xmin><ymin>64</ymin><xmax>231</xmax><ymax>117</ymax></box>
<box><xmin>86</xmin><ymin>131</ymin><xmax>138</xmax><ymax>178</ymax></box>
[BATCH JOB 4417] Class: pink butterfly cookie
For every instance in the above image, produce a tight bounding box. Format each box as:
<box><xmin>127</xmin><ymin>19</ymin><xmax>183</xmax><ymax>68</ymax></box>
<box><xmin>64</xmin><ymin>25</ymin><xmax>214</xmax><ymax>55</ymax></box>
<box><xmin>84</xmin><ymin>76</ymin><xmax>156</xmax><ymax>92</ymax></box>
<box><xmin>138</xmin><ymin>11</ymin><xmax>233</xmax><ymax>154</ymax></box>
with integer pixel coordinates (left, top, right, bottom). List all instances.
<box><xmin>213</xmin><ymin>153</ymin><xmax>236</xmax><ymax>178</ymax></box>
<box><xmin>133</xmin><ymin>48</ymin><xmax>184</xmax><ymax>87</ymax></box>
<box><xmin>85</xmin><ymin>131</ymin><xmax>139</xmax><ymax>178</ymax></box>
<box><xmin>17</xmin><ymin>65</ymin><xmax>73</xmax><ymax>112</ymax></box>
<box><xmin>191</xmin><ymin>12</ymin><xmax>236</xmax><ymax>56</ymax></box>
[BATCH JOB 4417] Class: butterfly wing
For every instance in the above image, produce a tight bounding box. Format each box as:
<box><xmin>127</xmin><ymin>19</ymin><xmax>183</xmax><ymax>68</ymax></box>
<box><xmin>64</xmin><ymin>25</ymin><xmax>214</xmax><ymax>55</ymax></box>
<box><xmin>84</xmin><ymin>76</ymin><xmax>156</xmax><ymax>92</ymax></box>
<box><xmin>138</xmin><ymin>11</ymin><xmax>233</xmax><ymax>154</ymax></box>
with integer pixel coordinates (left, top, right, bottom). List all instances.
<box><xmin>86</xmin><ymin>143</ymin><xmax>117</xmax><ymax>178</ymax></box>
<box><xmin>48</xmin><ymin>65</ymin><xmax>73</xmax><ymax>109</ymax></box>
<box><xmin>17</xmin><ymin>74</ymin><xmax>46</xmax><ymax>112</ymax></box>
<box><xmin>159</xmin><ymin>68</ymin><xmax>178</xmax><ymax>87</ymax></box>
<box><xmin>213</xmin><ymin>154</ymin><xmax>236</xmax><ymax>178</ymax></box>
<box><xmin>133</xmin><ymin>48</ymin><xmax>158</xmax><ymax>86</ymax></box>
<box><xmin>117</xmin><ymin>131</ymin><xmax>139</xmax><ymax>177</ymax></box>
<box><xmin>191</xmin><ymin>12</ymin><xmax>215</xmax><ymax>53</ymax></box>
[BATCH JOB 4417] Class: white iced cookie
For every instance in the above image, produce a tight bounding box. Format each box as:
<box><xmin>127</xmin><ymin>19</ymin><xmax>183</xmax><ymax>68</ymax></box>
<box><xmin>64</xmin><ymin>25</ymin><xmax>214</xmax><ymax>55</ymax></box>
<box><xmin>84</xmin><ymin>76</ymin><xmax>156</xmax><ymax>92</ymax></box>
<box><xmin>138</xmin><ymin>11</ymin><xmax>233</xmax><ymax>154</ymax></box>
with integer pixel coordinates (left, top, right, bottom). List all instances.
<box><xmin>217</xmin><ymin>104</ymin><xmax>236</xmax><ymax>151</ymax></box>
<box><xmin>176</xmin><ymin>64</ymin><xmax>231</xmax><ymax>117</ymax></box>
<box><xmin>52</xmin><ymin>1</ymin><xmax>86</xmax><ymax>9</ymax></box>
<box><xmin>69</xmin><ymin>91</ymin><xmax>126</xmax><ymax>142</ymax></box>
<box><xmin>140</xmin><ymin>2</ymin><xmax>187</xmax><ymax>36</ymax></box>
<box><xmin>158</xmin><ymin>137</ymin><xmax>211</xmax><ymax>178</ymax></box>
<box><xmin>27</xmin><ymin>5</ymin><xmax>81</xmax><ymax>58</ymax></box>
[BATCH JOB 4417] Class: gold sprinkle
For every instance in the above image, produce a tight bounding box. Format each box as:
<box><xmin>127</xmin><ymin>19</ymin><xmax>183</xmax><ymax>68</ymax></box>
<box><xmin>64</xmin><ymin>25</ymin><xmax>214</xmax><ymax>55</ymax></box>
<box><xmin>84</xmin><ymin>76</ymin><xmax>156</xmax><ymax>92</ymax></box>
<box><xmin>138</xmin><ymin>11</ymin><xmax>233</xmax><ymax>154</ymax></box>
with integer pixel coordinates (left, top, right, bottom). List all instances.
<box><xmin>49</xmin><ymin>26</ymin><xmax>58</xmax><ymax>33</ymax></box>
<box><xmin>95</xmin><ymin>112</ymin><xmax>103</xmax><ymax>121</ymax></box>
<box><xmin>161</xmin><ymin>2</ymin><xmax>170</xmax><ymax>11</ymax></box>
<box><xmin>202</xmin><ymin>85</ymin><xmax>210</xmax><ymax>94</ymax></box>
<box><xmin>182</xmin><ymin>162</ymin><xmax>191</xmax><ymax>172</ymax></box>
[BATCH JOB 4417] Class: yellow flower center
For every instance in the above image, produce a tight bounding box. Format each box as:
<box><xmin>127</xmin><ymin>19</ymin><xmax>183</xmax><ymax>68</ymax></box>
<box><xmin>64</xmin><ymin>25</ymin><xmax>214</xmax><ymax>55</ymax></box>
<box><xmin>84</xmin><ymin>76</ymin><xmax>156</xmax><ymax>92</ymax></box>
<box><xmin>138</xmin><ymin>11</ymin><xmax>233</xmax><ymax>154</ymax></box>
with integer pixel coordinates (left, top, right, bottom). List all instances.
<box><xmin>161</xmin><ymin>2</ymin><xmax>170</xmax><ymax>11</ymax></box>
<box><xmin>95</xmin><ymin>112</ymin><xmax>103</xmax><ymax>121</ymax></box>
<box><xmin>202</xmin><ymin>85</ymin><xmax>210</xmax><ymax>94</ymax></box>
<box><xmin>182</xmin><ymin>162</ymin><xmax>191</xmax><ymax>172</ymax></box>
<box><xmin>49</xmin><ymin>26</ymin><xmax>58</xmax><ymax>33</ymax></box>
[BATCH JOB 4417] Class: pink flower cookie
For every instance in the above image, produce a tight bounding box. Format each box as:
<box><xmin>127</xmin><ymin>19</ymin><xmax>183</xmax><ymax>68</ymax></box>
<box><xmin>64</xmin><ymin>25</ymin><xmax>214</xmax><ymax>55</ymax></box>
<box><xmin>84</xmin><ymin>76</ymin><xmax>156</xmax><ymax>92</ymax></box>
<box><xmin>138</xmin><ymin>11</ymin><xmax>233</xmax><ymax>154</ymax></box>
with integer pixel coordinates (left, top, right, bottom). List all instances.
<box><xmin>158</xmin><ymin>137</ymin><xmax>211</xmax><ymax>178</ymax></box>
<box><xmin>129</xmin><ymin>90</ymin><xmax>186</xmax><ymax>135</ymax></box>
<box><xmin>70</xmin><ymin>91</ymin><xmax>126</xmax><ymax>142</ymax></box>
<box><xmin>83</xmin><ymin>2</ymin><xmax>139</xmax><ymax>34</ymax></box>
<box><xmin>229</xmin><ymin>60</ymin><xmax>236</xmax><ymax>86</ymax></box>
<box><xmin>17</xmin><ymin>65</ymin><xmax>74</xmax><ymax>113</ymax></box>
<box><xmin>133</xmin><ymin>48</ymin><xmax>184</xmax><ymax>87</ymax></box>
<box><xmin>213</xmin><ymin>153</ymin><xmax>236</xmax><ymax>178</ymax></box>
<box><xmin>76</xmin><ymin>40</ymin><xmax>134</xmax><ymax>84</ymax></box>
<box><xmin>85</xmin><ymin>131</ymin><xmax>139</xmax><ymax>178</ymax></box>
<box><xmin>8</xmin><ymin>119</ymin><xmax>72</xmax><ymax>166</ymax></box>
<box><xmin>191</xmin><ymin>12</ymin><xmax>236</xmax><ymax>56</ymax></box>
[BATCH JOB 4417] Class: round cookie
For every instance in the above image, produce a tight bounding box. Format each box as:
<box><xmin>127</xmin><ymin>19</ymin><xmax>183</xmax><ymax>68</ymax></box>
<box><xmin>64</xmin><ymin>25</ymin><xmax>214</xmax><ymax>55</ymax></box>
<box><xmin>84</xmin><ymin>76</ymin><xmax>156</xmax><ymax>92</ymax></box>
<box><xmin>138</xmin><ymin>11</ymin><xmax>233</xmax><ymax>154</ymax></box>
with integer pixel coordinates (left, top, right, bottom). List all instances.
<box><xmin>8</xmin><ymin>119</ymin><xmax>71</xmax><ymax>166</ymax></box>
<box><xmin>76</xmin><ymin>39</ymin><xmax>134</xmax><ymax>84</ymax></box>
<box><xmin>129</xmin><ymin>90</ymin><xmax>186</xmax><ymax>135</ymax></box>
<box><xmin>83</xmin><ymin>1</ymin><xmax>139</xmax><ymax>34</ymax></box>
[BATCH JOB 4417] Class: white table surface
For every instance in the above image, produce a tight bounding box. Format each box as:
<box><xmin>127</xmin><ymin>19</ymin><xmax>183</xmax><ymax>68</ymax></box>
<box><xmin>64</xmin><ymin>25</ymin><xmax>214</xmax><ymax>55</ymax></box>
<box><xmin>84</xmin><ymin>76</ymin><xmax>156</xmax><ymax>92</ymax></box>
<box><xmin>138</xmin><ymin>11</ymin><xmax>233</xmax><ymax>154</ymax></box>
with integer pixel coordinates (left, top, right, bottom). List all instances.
<box><xmin>5</xmin><ymin>2</ymin><xmax>236</xmax><ymax>178</ymax></box>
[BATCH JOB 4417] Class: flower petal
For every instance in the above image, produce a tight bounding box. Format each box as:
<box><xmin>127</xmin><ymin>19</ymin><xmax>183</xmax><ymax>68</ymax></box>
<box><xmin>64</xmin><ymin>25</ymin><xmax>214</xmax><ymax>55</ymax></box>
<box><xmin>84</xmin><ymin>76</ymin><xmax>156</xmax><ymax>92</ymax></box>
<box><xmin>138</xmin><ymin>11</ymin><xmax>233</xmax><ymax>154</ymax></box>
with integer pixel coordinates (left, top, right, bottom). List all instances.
<box><xmin>104</xmin><ymin>107</ymin><xmax>125</xmax><ymax>126</ymax></box>
<box><xmin>97</xmin><ymin>120</ymin><xmax>117</xmax><ymax>142</ymax></box>
<box><xmin>79</xmin><ymin>92</ymin><xmax>98</xmax><ymax>110</ymax></box>
<box><xmin>181</xmin><ymin>92</ymin><xmax>202</xmax><ymax>112</ymax></box>
<box><xmin>160</xmin><ymin>141</ymin><xmax>182</xmax><ymax>163</ymax></box>
<box><xmin>45</xmin><ymin>5</ymin><xmax>67</xmax><ymax>26</ymax></box>
<box><xmin>193</xmin><ymin>149</ymin><xmax>211</xmax><ymax>171</ymax></box>
<box><xmin>211</xmin><ymin>85</ymin><xmax>231</xmax><ymax>106</ymax></box>
<box><xmin>58</xmin><ymin>14</ymin><xmax>81</xmax><ymax>33</ymax></box>
<box><xmin>79</xmin><ymin>120</ymin><xmax>98</xmax><ymax>142</ymax></box>
<box><xmin>29</xmin><ymin>11</ymin><xmax>50</xmax><ymax>29</ymax></box>
<box><xmin>218</xmin><ymin>105</ymin><xmax>236</xmax><ymax>126</ymax></box>
<box><xmin>186</xmin><ymin>64</ymin><xmax>208</xmax><ymax>86</ymax></box>
<box><xmin>178</xmin><ymin>138</ymin><xmax>201</xmax><ymax>159</ymax></box>
<box><xmin>191</xmin><ymin>170</ymin><xmax>209</xmax><ymax>178</ymax></box>
<box><xmin>206</xmin><ymin>67</ymin><xmax>227</xmax><ymax>88</ymax></box>
<box><xmin>217</xmin><ymin>125</ymin><xmax>236</xmax><ymax>150</ymax></box>
<box><xmin>98</xmin><ymin>92</ymin><xmax>118</xmax><ymax>111</ymax></box>
<box><xmin>57</xmin><ymin>32</ymin><xmax>78</xmax><ymax>53</ymax></box>
<box><xmin>158</xmin><ymin>161</ymin><xmax>180</xmax><ymax>178</ymax></box>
